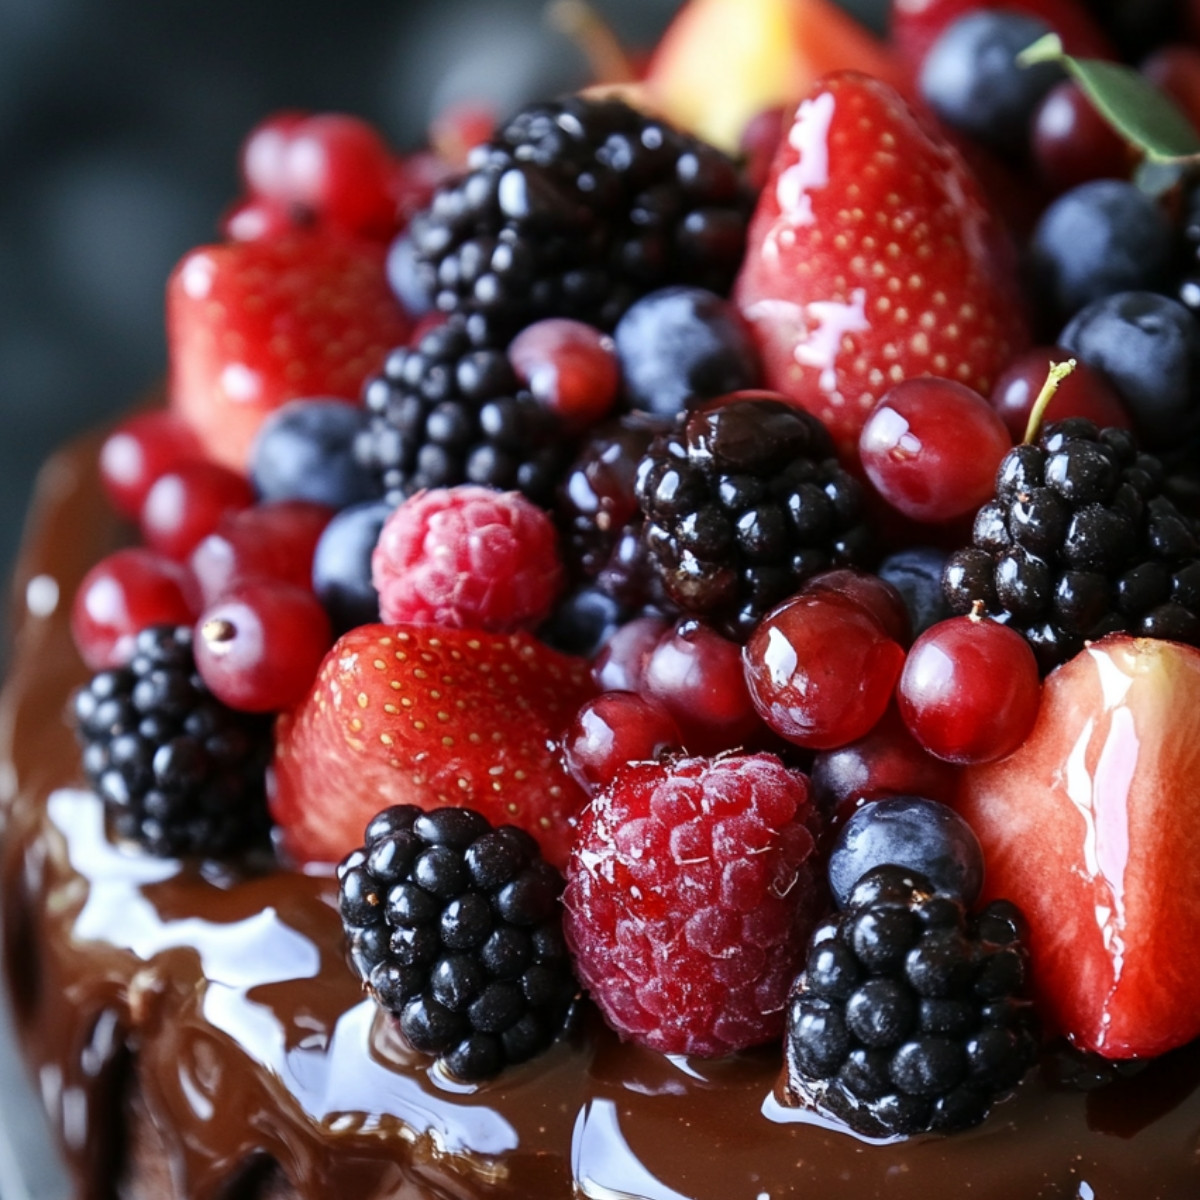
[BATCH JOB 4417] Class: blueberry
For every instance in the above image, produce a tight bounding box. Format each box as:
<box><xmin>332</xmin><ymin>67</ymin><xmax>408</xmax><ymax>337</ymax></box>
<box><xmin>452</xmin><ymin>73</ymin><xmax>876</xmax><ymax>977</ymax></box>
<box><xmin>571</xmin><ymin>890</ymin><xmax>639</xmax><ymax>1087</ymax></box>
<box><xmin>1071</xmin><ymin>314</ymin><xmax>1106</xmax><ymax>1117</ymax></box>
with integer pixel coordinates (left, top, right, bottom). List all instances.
<box><xmin>878</xmin><ymin>548</ymin><xmax>951</xmax><ymax>637</ymax></box>
<box><xmin>614</xmin><ymin>286</ymin><xmax>760</xmax><ymax>418</ymax></box>
<box><xmin>312</xmin><ymin>499</ymin><xmax>393</xmax><ymax>633</ymax></box>
<box><xmin>537</xmin><ymin>585</ymin><xmax>626</xmax><ymax>658</ymax></box>
<box><xmin>828</xmin><ymin>797</ymin><xmax>984</xmax><ymax>909</ymax></box>
<box><xmin>918</xmin><ymin>11</ymin><xmax>1060</xmax><ymax>155</ymax></box>
<box><xmin>251</xmin><ymin>398</ymin><xmax>378</xmax><ymax>509</ymax></box>
<box><xmin>1029</xmin><ymin>181</ymin><xmax>1174</xmax><ymax>325</ymax></box>
<box><xmin>1059</xmin><ymin>291</ymin><xmax>1200</xmax><ymax>454</ymax></box>
<box><xmin>387</xmin><ymin>232</ymin><xmax>434</xmax><ymax>317</ymax></box>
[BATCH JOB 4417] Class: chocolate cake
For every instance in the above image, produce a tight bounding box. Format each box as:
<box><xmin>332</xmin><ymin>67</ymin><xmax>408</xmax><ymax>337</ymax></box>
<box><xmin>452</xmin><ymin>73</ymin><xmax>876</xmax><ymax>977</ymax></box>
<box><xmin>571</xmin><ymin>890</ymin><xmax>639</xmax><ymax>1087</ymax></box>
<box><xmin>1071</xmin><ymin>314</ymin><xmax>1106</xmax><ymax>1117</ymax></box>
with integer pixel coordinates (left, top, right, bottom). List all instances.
<box><xmin>4</xmin><ymin>429</ymin><xmax>1200</xmax><ymax>1200</ymax></box>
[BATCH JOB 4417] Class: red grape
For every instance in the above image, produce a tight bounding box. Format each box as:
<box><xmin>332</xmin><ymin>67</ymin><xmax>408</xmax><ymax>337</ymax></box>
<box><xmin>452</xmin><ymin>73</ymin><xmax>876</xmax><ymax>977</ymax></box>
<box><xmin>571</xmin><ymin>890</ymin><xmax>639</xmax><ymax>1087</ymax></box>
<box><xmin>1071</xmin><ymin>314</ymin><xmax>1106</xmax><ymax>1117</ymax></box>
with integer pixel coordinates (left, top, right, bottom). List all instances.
<box><xmin>563</xmin><ymin>692</ymin><xmax>683</xmax><ymax>793</ymax></box>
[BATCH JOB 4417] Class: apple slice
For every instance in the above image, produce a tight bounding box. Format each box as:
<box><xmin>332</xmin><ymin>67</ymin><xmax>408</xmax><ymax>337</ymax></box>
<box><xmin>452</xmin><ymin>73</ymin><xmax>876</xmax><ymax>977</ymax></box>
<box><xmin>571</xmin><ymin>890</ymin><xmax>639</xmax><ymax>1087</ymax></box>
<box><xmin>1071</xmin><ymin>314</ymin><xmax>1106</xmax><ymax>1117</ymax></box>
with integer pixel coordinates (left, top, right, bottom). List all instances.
<box><xmin>958</xmin><ymin>635</ymin><xmax>1200</xmax><ymax>1059</ymax></box>
<box><xmin>644</xmin><ymin>0</ymin><xmax>905</xmax><ymax>152</ymax></box>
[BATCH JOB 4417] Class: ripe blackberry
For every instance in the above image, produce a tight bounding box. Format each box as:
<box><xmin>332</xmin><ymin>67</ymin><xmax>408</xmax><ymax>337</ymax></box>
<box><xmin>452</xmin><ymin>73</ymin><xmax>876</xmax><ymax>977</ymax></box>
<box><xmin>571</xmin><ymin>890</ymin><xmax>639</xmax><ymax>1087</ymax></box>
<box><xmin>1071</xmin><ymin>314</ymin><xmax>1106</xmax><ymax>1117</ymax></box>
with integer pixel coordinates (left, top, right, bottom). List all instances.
<box><xmin>785</xmin><ymin>865</ymin><xmax>1038</xmax><ymax>1138</ymax></box>
<box><xmin>634</xmin><ymin>396</ymin><xmax>872</xmax><ymax>640</ymax></box>
<box><xmin>407</xmin><ymin>96</ymin><xmax>753</xmax><ymax>334</ymax></box>
<box><xmin>338</xmin><ymin>804</ymin><xmax>577</xmax><ymax>1081</ymax></box>
<box><xmin>73</xmin><ymin>624</ymin><xmax>272</xmax><ymax>857</ymax></box>
<box><xmin>354</xmin><ymin>313</ymin><xmax>572</xmax><ymax>507</ymax></box>
<box><xmin>943</xmin><ymin>419</ymin><xmax>1200</xmax><ymax>672</ymax></box>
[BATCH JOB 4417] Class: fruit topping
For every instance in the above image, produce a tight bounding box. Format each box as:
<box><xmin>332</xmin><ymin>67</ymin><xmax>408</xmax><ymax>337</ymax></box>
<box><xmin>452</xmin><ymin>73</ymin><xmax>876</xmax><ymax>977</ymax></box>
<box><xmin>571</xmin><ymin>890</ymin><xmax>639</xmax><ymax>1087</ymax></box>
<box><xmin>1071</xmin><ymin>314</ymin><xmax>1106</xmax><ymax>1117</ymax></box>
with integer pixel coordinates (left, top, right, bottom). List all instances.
<box><xmin>168</xmin><ymin>231</ymin><xmax>409</xmax><ymax>472</ymax></box>
<box><xmin>957</xmin><ymin>634</ymin><xmax>1200</xmax><ymax>1058</ymax></box>
<box><xmin>735</xmin><ymin>72</ymin><xmax>1028</xmax><ymax>460</ymax></box>
<box><xmin>407</xmin><ymin>95</ymin><xmax>753</xmax><ymax>335</ymax></box>
<box><xmin>784</xmin><ymin>865</ymin><xmax>1038</xmax><ymax>1137</ymax></box>
<box><xmin>353</xmin><ymin>312</ymin><xmax>571</xmax><ymax>507</ymax></box>
<box><xmin>371</xmin><ymin>486</ymin><xmax>563</xmax><ymax>632</ymax></box>
<box><xmin>563</xmin><ymin>753</ymin><xmax>819</xmax><ymax>1056</ymax></box>
<box><xmin>943</xmin><ymin>418</ymin><xmax>1200</xmax><ymax>672</ymax></box>
<box><xmin>270</xmin><ymin>625</ymin><xmax>594</xmax><ymax>870</ymax></box>
<box><xmin>896</xmin><ymin>613</ymin><xmax>1042</xmax><ymax>764</ymax></box>
<box><xmin>73</xmin><ymin>624</ymin><xmax>273</xmax><ymax>856</ymax></box>
<box><xmin>249</xmin><ymin>398</ymin><xmax>377</xmax><ymax>510</ymax></box>
<box><xmin>339</xmin><ymin>804</ymin><xmax>577</xmax><ymax>1081</ymax></box>
<box><xmin>635</xmin><ymin>394</ymin><xmax>871</xmax><ymax>640</ymax></box>
<box><xmin>827</xmin><ymin>796</ymin><xmax>984</xmax><ymax>908</ymax></box>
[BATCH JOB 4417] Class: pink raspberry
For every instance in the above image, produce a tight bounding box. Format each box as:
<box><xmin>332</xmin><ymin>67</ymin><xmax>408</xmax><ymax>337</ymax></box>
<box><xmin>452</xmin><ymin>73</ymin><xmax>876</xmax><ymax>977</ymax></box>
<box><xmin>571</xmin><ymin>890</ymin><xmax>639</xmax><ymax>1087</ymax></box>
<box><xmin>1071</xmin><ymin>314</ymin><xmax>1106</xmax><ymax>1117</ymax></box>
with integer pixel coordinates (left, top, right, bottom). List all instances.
<box><xmin>372</xmin><ymin>485</ymin><xmax>563</xmax><ymax>631</ymax></box>
<box><xmin>563</xmin><ymin>753</ymin><xmax>821</xmax><ymax>1057</ymax></box>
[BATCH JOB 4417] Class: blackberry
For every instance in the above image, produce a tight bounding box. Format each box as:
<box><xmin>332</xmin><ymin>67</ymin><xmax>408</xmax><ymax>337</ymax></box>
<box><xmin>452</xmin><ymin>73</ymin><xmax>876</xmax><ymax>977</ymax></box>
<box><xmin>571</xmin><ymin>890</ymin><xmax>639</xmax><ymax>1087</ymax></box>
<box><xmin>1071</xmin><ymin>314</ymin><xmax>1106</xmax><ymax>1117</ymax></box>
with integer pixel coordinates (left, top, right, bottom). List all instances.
<box><xmin>408</xmin><ymin>96</ymin><xmax>753</xmax><ymax>334</ymax></box>
<box><xmin>73</xmin><ymin>625</ymin><xmax>272</xmax><ymax>857</ymax></box>
<box><xmin>944</xmin><ymin>419</ymin><xmax>1200</xmax><ymax>672</ymax></box>
<box><xmin>785</xmin><ymin>866</ymin><xmax>1038</xmax><ymax>1138</ymax></box>
<box><xmin>354</xmin><ymin>313</ymin><xmax>572</xmax><ymax>507</ymax></box>
<box><xmin>338</xmin><ymin>804</ymin><xmax>578</xmax><ymax>1081</ymax></box>
<box><xmin>634</xmin><ymin>397</ymin><xmax>872</xmax><ymax>641</ymax></box>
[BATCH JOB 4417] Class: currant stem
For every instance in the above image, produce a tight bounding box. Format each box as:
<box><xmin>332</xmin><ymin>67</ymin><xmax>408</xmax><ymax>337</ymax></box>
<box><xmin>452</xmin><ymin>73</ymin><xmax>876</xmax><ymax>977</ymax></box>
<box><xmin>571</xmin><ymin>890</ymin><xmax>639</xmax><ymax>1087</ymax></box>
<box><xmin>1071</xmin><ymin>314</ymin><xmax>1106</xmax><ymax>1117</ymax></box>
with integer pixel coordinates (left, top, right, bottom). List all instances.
<box><xmin>546</xmin><ymin>0</ymin><xmax>637</xmax><ymax>83</ymax></box>
<box><xmin>1022</xmin><ymin>358</ymin><xmax>1077</xmax><ymax>445</ymax></box>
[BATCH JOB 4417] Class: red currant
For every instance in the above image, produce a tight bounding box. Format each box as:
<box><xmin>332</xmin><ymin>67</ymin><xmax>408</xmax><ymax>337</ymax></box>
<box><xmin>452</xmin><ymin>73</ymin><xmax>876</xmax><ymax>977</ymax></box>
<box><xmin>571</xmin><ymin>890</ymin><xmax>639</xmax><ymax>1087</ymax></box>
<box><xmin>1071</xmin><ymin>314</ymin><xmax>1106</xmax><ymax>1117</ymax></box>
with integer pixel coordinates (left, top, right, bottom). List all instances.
<box><xmin>99</xmin><ymin>410</ymin><xmax>204</xmax><ymax>520</ymax></box>
<box><xmin>859</xmin><ymin>377</ymin><xmax>1012</xmax><ymax>524</ymax></box>
<box><xmin>508</xmin><ymin>319</ymin><xmax>620</xmax><ymax>430</ymax></box>
<box><xmin>240</xmin><ymin>110</ymin><xmax>308</xmax><ymax>198</ymax></box>
<box><xmin>990</xmin><ymin>347</ymin><xmax>1131</xmax><ymax>442</ymax></box>
<box><xmin>139</xmin><ymin>461</ymin><xmax>255</xmax><ymax>561</ymax></box>
<box><xmin>71</xmin><ymin>548</ymin><xmax>195</xmax><ymax>670</ymax></box>
<box><xmin>592</xmin><ymin>615</ymin><xmax>670</xmax><ymax>693</ymax></box>
<box><xmin>1031</xmin><ymin>80</ymin><xmax>1131</xmax><ymax>195</ymax></box>
<box><xmin>194</xmin><ymin>580</ymin><xmax>332</xmax><ymax>712</ymax></box>
<box><xmin>801</xmin><ymin>568</ymin><xmax>912</xmax><ymax>646</ymax></box>
<box><xmin>563</xmin><ymin>692</ymin><xmax>683</xmax><ymax>794</ymax></box>
<box><xmin>810</xmin><ymin>704</ymin><xmax>960</xmax><ymax>826</ymax></box>
<box><xmin>897</xmin><ymin>615</ymin><xmax>1041</xmax><ymax>765</ymax></box>
<box><xmin>221</xmin><ymin>196</ymin><xmax>297</xmax><ymax>242</ymax></box>
<box><xmin>743</xmin><ymin>594</ymin><xmax>906</xmax><ymax>750</ymax></box>
<box><xmin>642</xmin><ymin>618</ymin><xmax>763</xmax><ymax>755</ymax></box>
<box><xmin>189</xmin><ymin>500</ymin><xmax>333</xmax><ymax>607</ymax></box>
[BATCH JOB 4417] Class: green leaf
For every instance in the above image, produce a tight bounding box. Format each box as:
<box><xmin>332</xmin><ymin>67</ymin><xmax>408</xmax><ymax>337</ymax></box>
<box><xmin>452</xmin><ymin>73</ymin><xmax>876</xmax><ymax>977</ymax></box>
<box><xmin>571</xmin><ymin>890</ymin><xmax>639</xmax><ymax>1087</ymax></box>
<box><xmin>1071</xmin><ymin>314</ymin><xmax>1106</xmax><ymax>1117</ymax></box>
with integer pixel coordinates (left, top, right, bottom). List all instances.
<box><xmin>1019</xmin><ymin>33</ymin><xmax>1200</xmax><ymax>164</ymax></box>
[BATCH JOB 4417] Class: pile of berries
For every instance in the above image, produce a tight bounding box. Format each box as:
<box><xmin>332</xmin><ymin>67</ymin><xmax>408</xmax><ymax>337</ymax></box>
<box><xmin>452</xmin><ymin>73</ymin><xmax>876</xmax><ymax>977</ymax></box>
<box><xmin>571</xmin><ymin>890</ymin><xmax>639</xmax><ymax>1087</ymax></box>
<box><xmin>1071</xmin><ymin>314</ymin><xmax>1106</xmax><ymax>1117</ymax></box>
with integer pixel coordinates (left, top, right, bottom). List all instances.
<box><xmin>65</xmin><ymin>0</ymin><xmax>1200</xmax><ymax>1125</ymax></box>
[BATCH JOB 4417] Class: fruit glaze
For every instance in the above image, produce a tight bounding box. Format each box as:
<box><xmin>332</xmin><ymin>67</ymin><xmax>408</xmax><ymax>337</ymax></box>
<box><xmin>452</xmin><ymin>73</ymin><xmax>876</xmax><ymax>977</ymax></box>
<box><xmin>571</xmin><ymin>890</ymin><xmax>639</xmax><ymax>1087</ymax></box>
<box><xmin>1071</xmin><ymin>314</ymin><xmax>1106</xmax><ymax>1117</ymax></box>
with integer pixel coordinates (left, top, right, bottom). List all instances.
<box><xmin>11</xmin><ymin>0</ymin><xmax>1200</xmax><ymax>1197</ymax></box>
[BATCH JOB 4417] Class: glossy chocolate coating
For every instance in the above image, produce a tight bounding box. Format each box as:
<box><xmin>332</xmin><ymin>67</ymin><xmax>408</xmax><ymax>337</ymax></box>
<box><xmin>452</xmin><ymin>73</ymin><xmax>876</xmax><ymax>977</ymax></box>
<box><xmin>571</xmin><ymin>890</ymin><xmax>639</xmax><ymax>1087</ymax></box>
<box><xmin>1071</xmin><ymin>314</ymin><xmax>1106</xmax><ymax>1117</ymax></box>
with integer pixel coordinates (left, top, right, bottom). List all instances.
<box><xmin>3</xmin><ymin>435</ymin><xmax>1200</xmax><ymax>1199</ymax></box>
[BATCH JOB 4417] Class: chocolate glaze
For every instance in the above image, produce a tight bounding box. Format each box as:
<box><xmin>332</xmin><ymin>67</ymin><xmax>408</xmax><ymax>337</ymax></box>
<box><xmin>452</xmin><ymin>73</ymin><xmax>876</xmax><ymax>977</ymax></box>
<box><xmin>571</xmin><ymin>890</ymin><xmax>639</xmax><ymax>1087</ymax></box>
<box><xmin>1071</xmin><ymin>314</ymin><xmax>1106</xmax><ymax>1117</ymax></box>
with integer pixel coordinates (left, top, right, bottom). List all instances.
<box><xmin>4</xmin><ymin>434</ymin><xmax>1200</xmax><ymax>1200</ymax></box>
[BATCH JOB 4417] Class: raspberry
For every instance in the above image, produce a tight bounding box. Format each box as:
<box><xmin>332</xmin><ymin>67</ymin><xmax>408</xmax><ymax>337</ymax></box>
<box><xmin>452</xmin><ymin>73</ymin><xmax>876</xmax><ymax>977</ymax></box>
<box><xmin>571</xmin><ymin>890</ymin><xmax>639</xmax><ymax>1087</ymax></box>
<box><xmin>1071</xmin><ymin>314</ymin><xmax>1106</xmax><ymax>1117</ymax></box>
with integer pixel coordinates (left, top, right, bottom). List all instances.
<box><xmin>562</xmin><ymin>753</ymin><xmax>820</xmax><ymax>1057</ymax></box>
<box><xmin>371</xmin><ymin>485</ymin><xmax>564</xmax><ymax>632</ymax></box>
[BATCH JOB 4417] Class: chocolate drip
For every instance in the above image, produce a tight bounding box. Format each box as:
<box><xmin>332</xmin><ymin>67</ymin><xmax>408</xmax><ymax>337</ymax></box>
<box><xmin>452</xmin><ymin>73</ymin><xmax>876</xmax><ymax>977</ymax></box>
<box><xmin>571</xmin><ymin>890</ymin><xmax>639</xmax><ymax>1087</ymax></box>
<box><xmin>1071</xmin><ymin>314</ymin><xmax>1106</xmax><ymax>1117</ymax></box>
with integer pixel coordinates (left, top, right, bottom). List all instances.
<box><xmin>3</xmin><ymin>433</ymin><xmax>1200</xmax><ymax>1199</ymax></box>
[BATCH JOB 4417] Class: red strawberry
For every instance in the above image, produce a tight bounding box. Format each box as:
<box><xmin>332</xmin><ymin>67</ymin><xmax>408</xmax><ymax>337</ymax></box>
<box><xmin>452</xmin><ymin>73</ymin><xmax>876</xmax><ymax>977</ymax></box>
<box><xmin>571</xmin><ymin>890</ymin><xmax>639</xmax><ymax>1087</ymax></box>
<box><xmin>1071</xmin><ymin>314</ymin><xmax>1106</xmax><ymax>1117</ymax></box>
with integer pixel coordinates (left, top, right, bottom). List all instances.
<box><xmin>270</xmin><ymin>624</ymin><xmax>595</xmax><ymax>870</ymax></box>
<box><xmin>734</xmin><ymin>72</ymin><xmax>1029</xmax><ymax>461</ymax></box>
<box><xmin>890</xmin><ymin>0</ymin><xmax>1113</xmax><ymax>73</ymax></box>
<box><xmin>957</xmin><ymin>635</ymin><xmax>1200</xmax><ymax>1059</ymax></box>
<box><xmin>563</xmin><ymin>753</ymin><xmax>820</xmax><ymax>1057</ymax></box>
<box><xmin>167</xmin><ymin>231</ymin><xmax>410</xmax><ymax>472</ymax></box>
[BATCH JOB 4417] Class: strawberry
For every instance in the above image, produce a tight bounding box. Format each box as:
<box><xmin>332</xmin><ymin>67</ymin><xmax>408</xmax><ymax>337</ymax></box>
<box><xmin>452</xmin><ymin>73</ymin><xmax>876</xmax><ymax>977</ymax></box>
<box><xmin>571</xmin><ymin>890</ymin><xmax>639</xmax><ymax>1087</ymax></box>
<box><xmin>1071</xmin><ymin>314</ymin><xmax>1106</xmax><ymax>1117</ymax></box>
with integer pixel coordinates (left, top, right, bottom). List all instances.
<box><xmin>957</xmin><ymin>635</ymin><xmax>1200</xmax><ymax>1059</ymax></box>
<box><xmin>270</xmin><ymin>624</ymin><xmax>595</xmax><ymax>871</ymax></box>
<box><xmin>734</xmin><ymin>72</ymin><xmax>1029</xmax><ymax>462</ymax></box>
<box><xmin>890</xmin><ymin>0</ymin><xmax>1113</xmax><ymax>75</ymax></box>
<box><xmin>167</xmin><ymin>231</ymin><xmax>410</xmax><ymax>472</ymax></box>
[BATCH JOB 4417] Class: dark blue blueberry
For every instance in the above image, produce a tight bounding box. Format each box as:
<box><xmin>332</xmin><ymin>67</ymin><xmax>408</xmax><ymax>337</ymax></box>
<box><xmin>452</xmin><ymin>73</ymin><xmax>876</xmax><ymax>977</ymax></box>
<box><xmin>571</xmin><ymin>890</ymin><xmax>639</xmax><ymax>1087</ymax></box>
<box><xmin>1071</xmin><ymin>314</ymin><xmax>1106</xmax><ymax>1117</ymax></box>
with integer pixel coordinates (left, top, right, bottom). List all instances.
<box><xmin>828</xmin><ymin>796</ymin><xmax>984</xmax><ymax>909</ymax></box>
<box><xmin>312</xmin><ymin>498</ymin><xmax>393</xmax><ymax>633</ymax></box>
<box><xmin>1029</xmin><ymin>181</ymin><xmax>1174</xmax><ymax>324</ymax></box>
<box><xmin>1059</xmin><ymin>291</ymin><xmax>1200</xmax><ymax>454</ymax></box>
<box><xmin>878</xmin><ymin>548</ymin><xmax>951</xmax><ymax>637</ymax></box>
<box><xmin>387</xmin><ymin>232</ymin><xmax>434</xmax><ymax>317</ymax></box>
<box><xmin>918</xmin><ymin>11</ymin><xmax>1059</xmax><ymax>155</ymax></box>
<box><xmin>537</xmin><ymin>585</ymin><xmax>626</xmax><ymax>658</ymax></box>
<box><xmin>613</xmin><ymin>286</ymin><xmax>761</xmax><ymax>418</ymax></box>
<box><xmin>250</xmin><ymin>398</ymin><xmax>378</xmax><ymax>509</ymax></box>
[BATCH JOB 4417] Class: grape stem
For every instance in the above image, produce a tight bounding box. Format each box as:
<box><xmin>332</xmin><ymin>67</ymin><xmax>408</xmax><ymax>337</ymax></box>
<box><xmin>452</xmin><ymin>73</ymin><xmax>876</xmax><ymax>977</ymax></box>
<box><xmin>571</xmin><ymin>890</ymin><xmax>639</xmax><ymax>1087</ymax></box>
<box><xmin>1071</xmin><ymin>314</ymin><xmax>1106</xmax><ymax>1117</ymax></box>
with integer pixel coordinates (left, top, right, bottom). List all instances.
<box><xmin>1022</xmin><ymin>359</ymin><xmax>1077</xmax><ymax>445</ymax></box>
<box><xmin>546</xmin><ymin>0</ymin><xmax>637</xmax><ymax>83</ymax></box>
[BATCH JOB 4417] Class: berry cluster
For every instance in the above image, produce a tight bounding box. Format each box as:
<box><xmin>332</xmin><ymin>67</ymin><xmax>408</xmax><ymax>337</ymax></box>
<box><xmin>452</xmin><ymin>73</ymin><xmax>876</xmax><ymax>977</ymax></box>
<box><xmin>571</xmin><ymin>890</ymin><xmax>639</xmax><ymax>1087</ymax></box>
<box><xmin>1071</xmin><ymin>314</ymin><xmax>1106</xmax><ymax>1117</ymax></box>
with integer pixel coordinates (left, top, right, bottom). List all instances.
<box><xmin>338</xmin><ymin>805</ymin><xmax>577</xmax><ymax>1080</ymax></box>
